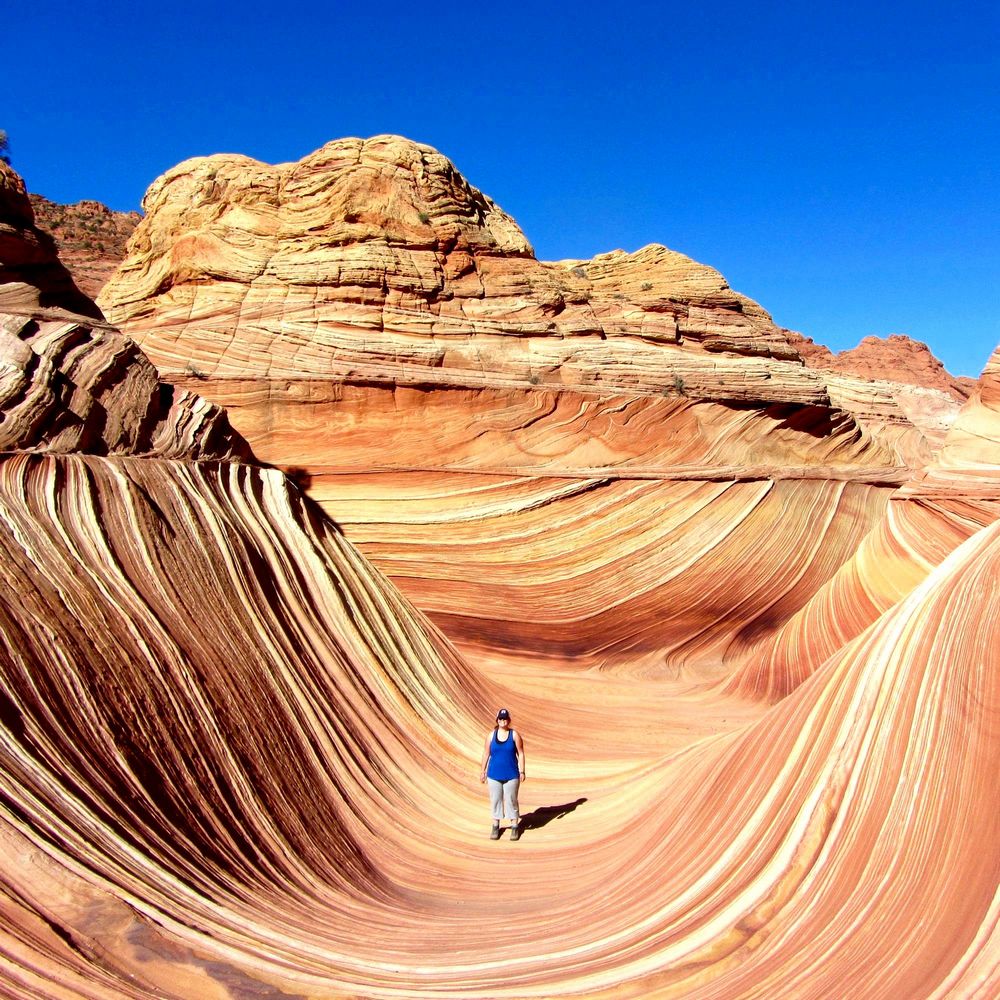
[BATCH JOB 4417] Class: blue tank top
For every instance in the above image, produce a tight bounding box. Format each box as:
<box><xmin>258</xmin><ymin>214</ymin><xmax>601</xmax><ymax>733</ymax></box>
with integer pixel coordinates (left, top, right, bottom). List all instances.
<box><xmin>487</xmin><ymin>729</ymin><xmax>519</xmax><ymax>781</ymax></box>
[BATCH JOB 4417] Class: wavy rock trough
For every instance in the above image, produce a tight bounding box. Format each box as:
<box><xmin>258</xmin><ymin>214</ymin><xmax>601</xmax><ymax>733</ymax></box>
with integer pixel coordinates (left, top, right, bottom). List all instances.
<box><xmin>1</xmin><ymin>147</ymin><xmax>998</xmax><ymax>998</ymax></box>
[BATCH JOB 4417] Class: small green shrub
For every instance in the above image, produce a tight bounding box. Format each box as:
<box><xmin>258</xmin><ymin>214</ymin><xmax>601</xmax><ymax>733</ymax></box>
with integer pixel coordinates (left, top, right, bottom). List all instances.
<box><xmin>640</xmin><ymin>281</ymin><xmax>653</xmax><ymax>291</ymax></box>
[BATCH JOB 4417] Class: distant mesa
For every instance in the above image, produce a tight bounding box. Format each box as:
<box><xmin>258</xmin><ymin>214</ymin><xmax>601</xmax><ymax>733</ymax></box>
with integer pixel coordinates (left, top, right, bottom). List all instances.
<box><xmin>787</xmin><ymin>330</ymin><xmax>974</xmax><ymax>401</ymax></box>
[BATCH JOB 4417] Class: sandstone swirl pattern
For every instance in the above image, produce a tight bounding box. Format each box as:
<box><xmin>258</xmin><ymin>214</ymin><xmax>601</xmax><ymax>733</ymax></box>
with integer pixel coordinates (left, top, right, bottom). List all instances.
<box><xmin>98</xmin><ymin>135</ymin><xmax>964</xmax><ymax>678</ymax></box>
<box><xmin>0</xmin><ymin>152</ymin><xmax>997</xmax><ymax>997</ymax></box>
<box><xmin>726</xmin><ymin>351</ymin><xmax>1000</xmax><ymax>701</ymax></box>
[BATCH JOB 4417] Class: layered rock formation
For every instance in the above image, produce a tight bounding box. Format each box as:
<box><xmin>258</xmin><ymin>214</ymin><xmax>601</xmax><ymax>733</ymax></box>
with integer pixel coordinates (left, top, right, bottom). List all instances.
<box><xmin>97</xmin><ymin>137</ymin><xmax>960</xmax><ymax>424</ymax></box>
<box><xmin>25</xmin><ymin>169</ymin><xmax>971</xmax><ymax>410</ymax></box>
<box><xmin>0</xmin><ymin>165</ymin><xmax>101</xmax><ymax>320</ymax></box>
<box><xmin>1</xmin><ymin>149</ymin><xmax>998</xmax><ymax>999</ymax></box>
<box><xmin>97</xmin><ymin>136</ymin><xmax>966</xmax><ymax>672</ymax></box>
<box><xmin>725</xmin><ymin>345</ymin><xmax>1000</xmax><ymax>700</ymax></box>
<box><xmin>0</xmin><ymin>162</ymin><xmax>247</xmax><ymax>460</ymax></box>
<box><xmin>2</xmin><ymin>442</ymin><xmax>997</xmax><ymax>999</ymax></box>
<box><xmin>98</xmin><ymin>138</ymin><xmax>820</xmax><ymax>403</ymax></box>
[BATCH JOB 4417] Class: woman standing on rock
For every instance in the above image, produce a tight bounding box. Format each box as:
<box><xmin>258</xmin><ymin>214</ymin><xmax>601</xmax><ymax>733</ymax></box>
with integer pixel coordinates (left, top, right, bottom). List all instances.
<box><xmin>479</xmin><ymin>708</ymin><xmax>526</xmax><ymax>840</ymax></box>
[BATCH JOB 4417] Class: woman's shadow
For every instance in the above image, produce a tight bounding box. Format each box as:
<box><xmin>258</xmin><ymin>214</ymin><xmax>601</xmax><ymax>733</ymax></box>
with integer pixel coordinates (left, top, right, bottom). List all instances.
<box><xmin>519</xmin><ymin>797</ymin><xmax>587</xmax><ymax>833</ymax></box>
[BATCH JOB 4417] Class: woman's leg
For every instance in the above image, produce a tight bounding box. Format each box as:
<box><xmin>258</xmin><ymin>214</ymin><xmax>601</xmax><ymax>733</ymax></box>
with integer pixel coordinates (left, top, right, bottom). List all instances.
<box><xmin>503</xmin><ymin>778</ymin><xmax>520</xmax><ymax>823</ymax></box>
<box><xmin>487</xmin><ymin>778</ymin><xmax>504</xmax><ymax>820</ymax></box>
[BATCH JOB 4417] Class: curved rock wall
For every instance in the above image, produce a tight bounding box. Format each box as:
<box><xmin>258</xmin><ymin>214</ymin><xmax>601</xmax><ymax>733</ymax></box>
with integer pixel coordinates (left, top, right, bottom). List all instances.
<box><xmin>0</xmin><ymin>444</ymin><xmax>996</xmax><ymax>999</ymax></box>
<box><xmin>726</xmin><ymin>347</ymin><xmax>1000</xmax><ymax>700</ymax></box>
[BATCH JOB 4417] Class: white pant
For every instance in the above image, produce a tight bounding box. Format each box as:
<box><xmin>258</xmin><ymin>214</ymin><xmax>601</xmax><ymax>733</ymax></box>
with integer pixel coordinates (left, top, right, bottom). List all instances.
<box><xmin>487</xmin><ymin>778</ymin><xmax>520</xmax><ymax>822</ymax></box>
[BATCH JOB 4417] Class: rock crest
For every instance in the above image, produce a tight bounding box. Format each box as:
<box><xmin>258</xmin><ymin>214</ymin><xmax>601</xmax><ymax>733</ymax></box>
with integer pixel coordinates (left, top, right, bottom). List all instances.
<box><xmin>790</xmin><ymin>330</ymin><xmax>973</xmax><ymax>400</ymax></box>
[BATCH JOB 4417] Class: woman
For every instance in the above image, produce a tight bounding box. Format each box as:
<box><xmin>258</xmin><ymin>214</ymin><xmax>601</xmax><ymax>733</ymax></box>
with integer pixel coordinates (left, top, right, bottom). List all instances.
<box><xmin>479</xmin><ymin>708</ymin><xmax>526</xmax><ymax>840</ymax></box>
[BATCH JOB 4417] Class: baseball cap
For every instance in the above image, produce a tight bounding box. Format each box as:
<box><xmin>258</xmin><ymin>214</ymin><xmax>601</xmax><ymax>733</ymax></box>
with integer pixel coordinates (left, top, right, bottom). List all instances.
<box><xmin>496</xmin><ymin>708</ymin><xmax>511</xmax><ymax>720</ymax></box>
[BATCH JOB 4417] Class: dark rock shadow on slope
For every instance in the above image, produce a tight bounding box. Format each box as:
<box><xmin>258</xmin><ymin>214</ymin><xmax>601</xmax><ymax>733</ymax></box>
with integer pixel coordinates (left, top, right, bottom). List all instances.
<box><xmin>519</xmin><ymin>798</ymin><xmax>587</xmax><ymax>832</ymax></box>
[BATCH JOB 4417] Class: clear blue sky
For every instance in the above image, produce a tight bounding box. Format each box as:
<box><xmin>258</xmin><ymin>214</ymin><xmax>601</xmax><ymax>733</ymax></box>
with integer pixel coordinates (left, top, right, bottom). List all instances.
<box><xmin>7</xmin><ymin>1</ymin><xmax>998</xmax><ymax>376</ymax></box>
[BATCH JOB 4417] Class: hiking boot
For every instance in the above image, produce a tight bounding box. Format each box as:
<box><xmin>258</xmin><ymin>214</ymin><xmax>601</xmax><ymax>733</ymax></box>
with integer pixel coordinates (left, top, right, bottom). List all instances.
<box><xmin>489</xmin><ymin>822</ymin><xmax>500</xmax><ymax>840</ymax></box>
<box><xmin>510</xmin><ymin>824</ymin><xmax>521</xmax><ymax>841</ymax></box>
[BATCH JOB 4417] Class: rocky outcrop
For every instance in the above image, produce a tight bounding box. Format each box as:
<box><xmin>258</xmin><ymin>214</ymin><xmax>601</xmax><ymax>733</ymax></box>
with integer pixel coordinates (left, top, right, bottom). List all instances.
<box><xmin>788</xmin><ymin>329</ymin><xmax>975</xmax><ymax>400</ymax></box>
<box><xmin>94</xmin><ymin>136</ymin><xmax>970</xmax><ymax>673</ymax></box>
<box><xmin>815</xmin><ymin>333</ymin><xmax>972</xmax><ymax>400</ymax></box>
<box><xmin>0</xmin><ymin>162</ymin><xmax>248</xmax><ymax>461</ymax></box>
<box><xmin>784</xmin><ymin>330</ymin><xmax>837</xmax><ymax>367</ymax></box>
<box><xmin>781</xmin><ymin>330</ymin><xmax>972</xmax><ymax>459</ymax></box>
<box><xmin>0</xmin><ymin>163</ymin><xmax>101</xmax><ymax>320</ymax></box>
<box><xmin>0</xmin><ymin>311</ymin><xmax>248</xmax><ymax>458</ymax></box>
<box><xmin>96</xmin><ymin>137</ymin><xmax>841</xmax><ymax>406</ymax></box>
<box><xmin>98</xmin><ymin>138</ymin><xmax>963</xmax><ymax>464</ymax></box>
<box><xmin>28</xmin><ymin>193</ymin><xmax>141</xmax><ymax>300</ymax></box>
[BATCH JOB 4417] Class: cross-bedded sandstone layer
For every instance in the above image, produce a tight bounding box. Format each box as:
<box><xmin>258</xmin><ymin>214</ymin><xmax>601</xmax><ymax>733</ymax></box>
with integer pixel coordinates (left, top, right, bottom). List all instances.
<box><xmin>2</xmin><ymin>153</ymin><xmax>998</xmax><ymax>998</ymax></box>
<box><xmin>98</xmin><ymin>135</ymin><xmax>961</xmax><ymax>459</ymax></box>
<box><xmin>96</xmin><ymin>136</ymin><xmax>971</xmax><ymax>674</ymax></box>
<box><xmin>0</xmin><ymin>163</ymin><xmax>247</xmax><ymax>461</ymax></box>
<box><xmin>1</xmin><ymin>443</ymin><xmax>996</xmax><ymax>999</ymax></box>
<box><xmin>726</xmin><ymin>346</ymin><xmax>1000</xmax><ymax>700</ymax></box>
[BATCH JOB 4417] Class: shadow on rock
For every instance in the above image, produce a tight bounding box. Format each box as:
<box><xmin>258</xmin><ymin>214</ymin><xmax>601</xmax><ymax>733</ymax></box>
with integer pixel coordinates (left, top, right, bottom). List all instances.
<box><xmin>519</xmin><ymin>797</ymin><xmax>587</xmax><ymax>832</ymax></box>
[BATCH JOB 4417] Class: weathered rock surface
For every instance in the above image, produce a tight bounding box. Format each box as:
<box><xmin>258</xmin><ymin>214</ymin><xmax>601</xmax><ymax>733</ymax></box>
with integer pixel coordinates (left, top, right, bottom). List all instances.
<box><xmin>95</xmin><ymin>136</ymin><xmax>971</xmax><ymax>670</ymax></box>
<box><xmin>786</xmin><ymin>330</ymin><xmax>975</xmax><ymax>397</ymax></box>
<box><xmin>817</xmin><ymin>332</ymin><xmax>972</xmax><ymax>399</ymax></box>
<box><xmin>726</xmin><ymin>345</ymin><xmax>1000</xmax><ymax>700</ymax></box>
<box><xmin>0</xmin><ymin>163</ymin><xmax>101</xmax><ymax>320</ymax></box>
<box><xmin>99</xmin><ymin>137</ymin><xmax>955</xmax><ymax>423</ymax></box>
<box><xmin>0</xmin><ymin>311</ymin><xmax>250</xmax><ymax>458</ymax></box>
<box><xmin>0</xmin><ymin>153</ymin><xmax>998</xmax><ymax>999</ymax></box>
<box><xmin>24</xmin><ymin>164</ymin><xmax>971</xmax><ymax>411</ymax></box>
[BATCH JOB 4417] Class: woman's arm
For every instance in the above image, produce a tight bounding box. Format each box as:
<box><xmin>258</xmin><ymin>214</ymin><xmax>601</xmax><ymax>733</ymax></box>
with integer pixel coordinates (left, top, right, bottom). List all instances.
<box><xmin>479</xmin><ymin>733</ymin><xmax>491</xmax><ymax>783</ymax></box>
<box><xmin>514</xmin><ymin>731</ymin><xmax>526</xmax><ymax>781</ymax></box>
